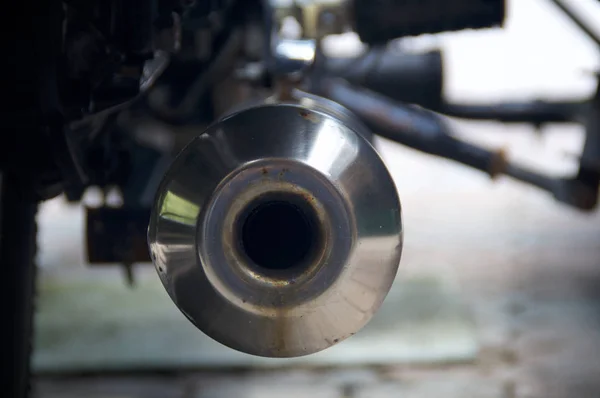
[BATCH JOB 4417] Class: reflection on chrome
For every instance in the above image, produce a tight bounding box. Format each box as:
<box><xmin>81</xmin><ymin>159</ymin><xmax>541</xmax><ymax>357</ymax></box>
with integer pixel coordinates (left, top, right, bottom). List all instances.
<box><xmin>148</xmin><ymin>93</ymin><xmax>402</xmax><ymax>358</ymax></box>
<box><xmin>306</xmin><ymin>119</ymin><xmax>359</xmax><ymax>179</ymax></box>
<box><xmin>159</xmin><ymin>191</ymin><xmax>200</xmax><ymax>225</ymax></box>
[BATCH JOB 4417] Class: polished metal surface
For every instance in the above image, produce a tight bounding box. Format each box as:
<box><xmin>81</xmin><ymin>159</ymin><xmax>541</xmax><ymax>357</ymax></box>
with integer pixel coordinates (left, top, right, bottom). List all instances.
<box><xmin>271</xmin><ymin>38</ymin><xmax>317</xmax><ymax>76</ymax></box>
<box><xmin>148</xmin><ymin>94</ymin><xmax>403</xmax><ymax>357</ymax></box>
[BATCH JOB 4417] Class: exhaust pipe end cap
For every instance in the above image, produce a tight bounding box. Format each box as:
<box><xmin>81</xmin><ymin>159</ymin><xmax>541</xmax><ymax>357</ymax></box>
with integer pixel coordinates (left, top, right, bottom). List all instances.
<box><xmin>149</xmin><ymin>100</ymin><xmax>402</xmax><ymax>357</ymax></box>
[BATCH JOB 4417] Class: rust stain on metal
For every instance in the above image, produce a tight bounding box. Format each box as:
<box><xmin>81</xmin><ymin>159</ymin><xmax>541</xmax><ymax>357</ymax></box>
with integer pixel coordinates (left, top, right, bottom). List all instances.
<box><xmin>274</xmin><ymin>304</ymin><xmax>288</xmax><ymax>354</ymax></box>
<box><xmin>278</xmin><ymin>168</ymin><xmax>290</xmax><ymax>179</ymax></box>
<box><xmin>299</xmin><ymin>191</ymin><xmax>317</xmax><ymax>204</ymax></box>
<box><xmin>489</xmin><ymin>148</ymin><xmax>507</xmax><ymax>179</ymax></box>
<box><xmin>299</xmin><ymin>110</ymin><xmax>319</xmax><ymax>123</ymax></box>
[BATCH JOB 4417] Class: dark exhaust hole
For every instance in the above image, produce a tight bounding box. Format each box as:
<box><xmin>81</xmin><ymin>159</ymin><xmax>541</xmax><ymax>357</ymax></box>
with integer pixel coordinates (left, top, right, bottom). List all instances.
<box><xmin>242</xmin><ymin>200</ymin><xmax>315</xmax><ymax>270</ymax></box>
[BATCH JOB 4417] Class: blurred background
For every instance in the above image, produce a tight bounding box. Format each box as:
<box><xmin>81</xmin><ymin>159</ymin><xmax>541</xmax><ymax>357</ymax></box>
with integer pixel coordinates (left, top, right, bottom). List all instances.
<box><xmin>34</xmin><ymin>0</ymin><xmax>600</xmax><ymax>397</ymax></box>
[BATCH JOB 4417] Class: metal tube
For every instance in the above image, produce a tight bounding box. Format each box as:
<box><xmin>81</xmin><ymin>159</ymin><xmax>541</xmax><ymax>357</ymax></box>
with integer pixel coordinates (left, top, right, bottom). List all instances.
<box><xmin>149</xmin><ymin>94</ymin><xmax>403</xmax><ymax>357</ymax></box>
<box><xmin>319</xmin><ymin>78</ymin><xmax>575</xmax><ymax>198</ymax></box>
<box><xmin>503</xmin><ymin>163</ymin><xmax>559</xmax><ymax>193</ymax></box>
<box><xmin>319</xmin><ymin>78</ymin><xmax>498</xmax><ymax>175</ymax></box>
<box><xmin>548</xmin><ymin>0</ymin><xmax>600</xmax><ymax>49</ymax></box>
<box><xmin>440</xmin><ymin>100</ymin><xmax>585</xmax><ymax>124</ymax></box>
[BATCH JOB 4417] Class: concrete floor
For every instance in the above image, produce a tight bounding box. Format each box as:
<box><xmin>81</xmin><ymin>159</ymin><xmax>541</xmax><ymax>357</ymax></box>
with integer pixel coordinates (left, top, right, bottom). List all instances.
<box><xmin>33</xmin><ymin>128</ymin><xmax>600</xmax><ymax>398</ymax></box>
<box><xmin>33</xmin><ymin>0</ymin><xmax>600</xmax><ymax>396</ymax></box>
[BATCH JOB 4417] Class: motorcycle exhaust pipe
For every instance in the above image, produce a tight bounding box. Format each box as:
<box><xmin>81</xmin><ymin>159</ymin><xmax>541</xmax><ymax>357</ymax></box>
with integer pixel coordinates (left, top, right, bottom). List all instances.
<box><xmin>148</xmin><ymin>93</ymin><xmax>403</xmax><ymax>357</ymax></box>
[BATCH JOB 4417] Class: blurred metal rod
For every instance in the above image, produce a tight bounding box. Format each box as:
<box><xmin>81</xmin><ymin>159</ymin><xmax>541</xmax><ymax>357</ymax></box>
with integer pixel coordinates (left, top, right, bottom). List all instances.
<box><xmin>549</xmin><ymin>0</ymin><xmax>600</xmax><ymax>48</ymax></box>
<box><xmin>326</xmin><ymin>49</ymin><xmax>444</xmax><ymax>109</ymax></box>
<box><xmin>320</xmin><ymin>78</ymin><xmax>501</xmax><ymax>175</ymax></box>
<box><xmin>503</xmin><ymin>163</ymin><xmax>559</xmax><ymax>194</ymax></box>
<box><xmin>319</xmin><ymin>78</ymin><xmax>563</xmax><ymax>194</ymax></box>
<box><xmin>439</xmin><ymin>100</ymin><xmax>586</xmax><ymax>124</ymax></box>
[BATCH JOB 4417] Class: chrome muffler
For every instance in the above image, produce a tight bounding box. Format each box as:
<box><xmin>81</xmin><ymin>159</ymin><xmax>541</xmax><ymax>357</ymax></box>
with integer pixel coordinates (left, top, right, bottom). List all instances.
<box><xmin>148</xmin><ymin>93</ymin><xmax>403</xmax><ymax>357</ymax></box>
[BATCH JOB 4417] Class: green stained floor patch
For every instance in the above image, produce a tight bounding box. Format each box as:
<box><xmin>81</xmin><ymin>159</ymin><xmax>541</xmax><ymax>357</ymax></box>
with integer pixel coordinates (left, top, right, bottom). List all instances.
<box><xmin>34</xmin><ymin>267</ymin><xmax>477</xmax><ymax>373</ymax></box>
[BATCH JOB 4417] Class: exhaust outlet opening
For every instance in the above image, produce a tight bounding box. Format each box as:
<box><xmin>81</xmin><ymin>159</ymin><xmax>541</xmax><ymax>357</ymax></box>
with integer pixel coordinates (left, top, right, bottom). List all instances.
<box><xmin>150</xmin><ymin>102</ymin><xmax>404</xmax><ymax>357</ymax></box>
<box><xmin>241</xmin><ymin>199</ymin><xmax>319</xmax><ymax>271</ymax></box>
